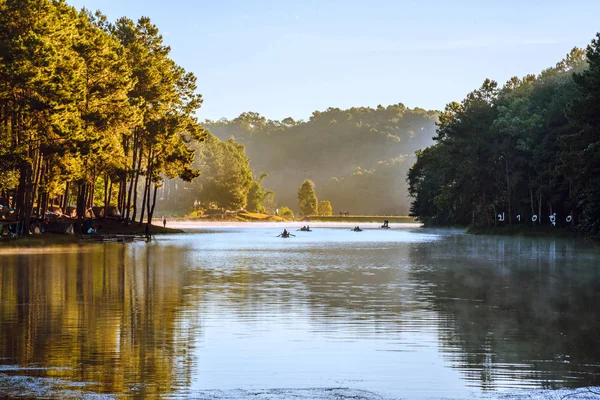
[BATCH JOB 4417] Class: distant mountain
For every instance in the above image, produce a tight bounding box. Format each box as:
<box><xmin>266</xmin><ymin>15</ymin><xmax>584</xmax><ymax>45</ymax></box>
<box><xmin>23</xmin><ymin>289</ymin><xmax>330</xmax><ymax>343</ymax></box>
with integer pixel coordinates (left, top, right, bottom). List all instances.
<box><xmin>205</xmin><ymin>104</ymin><xmax>439</xmax><ymax>215</ymax></box>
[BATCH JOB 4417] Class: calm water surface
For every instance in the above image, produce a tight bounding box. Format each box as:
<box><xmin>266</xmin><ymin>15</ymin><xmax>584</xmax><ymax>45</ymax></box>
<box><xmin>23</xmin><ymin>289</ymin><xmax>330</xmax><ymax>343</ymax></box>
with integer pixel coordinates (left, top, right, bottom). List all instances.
<box><xmin>1</xmin><ymin>224</ymin><xmax>599</xmax><ymax>399</ymax></box>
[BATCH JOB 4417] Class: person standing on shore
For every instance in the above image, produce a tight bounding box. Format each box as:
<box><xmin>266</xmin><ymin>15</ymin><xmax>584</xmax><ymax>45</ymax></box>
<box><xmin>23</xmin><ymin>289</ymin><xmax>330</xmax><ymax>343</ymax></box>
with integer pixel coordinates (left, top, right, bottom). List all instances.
<box><xmin>162</xmin><ymin>215</ymin><xmax>166</xmax><ymax>228</ymax></box>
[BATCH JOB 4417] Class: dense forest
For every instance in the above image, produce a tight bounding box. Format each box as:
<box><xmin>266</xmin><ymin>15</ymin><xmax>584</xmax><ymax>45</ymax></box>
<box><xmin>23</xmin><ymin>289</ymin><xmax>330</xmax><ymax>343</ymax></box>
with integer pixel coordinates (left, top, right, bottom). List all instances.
<box><xmin>4</xmin><ymin>0</ymin><xmax>600</xmax><ymax>237</ymax></box>
<box><xmin>204</xmin><ymin>105</ymin><xmax>438</xmax><ymax>215</ymax></box>
<box><xmin>407</xmin><ymin>41</ymin><xmax>600</xmax><ymax>238</ymax></box>
<box><xmin>0</xmin><ymin>0</ymin><xmax>210</xmax><ymax>235</ymax></box>
<box><xmin>0</xmin><ymin>0</ymin><xmax>437</xmax><ymax>232</ymax></box>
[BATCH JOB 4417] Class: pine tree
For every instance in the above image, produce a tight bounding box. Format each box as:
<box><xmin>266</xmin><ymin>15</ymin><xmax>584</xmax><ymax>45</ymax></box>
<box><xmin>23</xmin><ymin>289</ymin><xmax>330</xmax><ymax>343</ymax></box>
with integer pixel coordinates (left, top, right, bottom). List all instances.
<box><xmin>297</xmin><ymin>179</ymin><xmax>318</xmax><ymax>216</ymax></box>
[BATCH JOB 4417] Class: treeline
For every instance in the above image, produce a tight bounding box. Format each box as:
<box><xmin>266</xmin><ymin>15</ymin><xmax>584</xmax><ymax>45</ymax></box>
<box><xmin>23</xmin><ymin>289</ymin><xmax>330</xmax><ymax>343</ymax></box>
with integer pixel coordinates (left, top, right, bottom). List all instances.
<box><xmin>205</xmin><ymin>104</ymin><xmax>438</xmax><ymax>215</ymax></box>
<box><xmin>158</xmin><ymin>132</ymin><xmax>274</xmax><ymax>214</ymax></box>
<box><xmin>0</xmin><ymin>0</ymin><xmax>204</xmax><ymax>234</ymax></box>
<box><xmin>407</xmin><ymin>41</ymin><xmax>600</xmax><ymax>238</ymax></box>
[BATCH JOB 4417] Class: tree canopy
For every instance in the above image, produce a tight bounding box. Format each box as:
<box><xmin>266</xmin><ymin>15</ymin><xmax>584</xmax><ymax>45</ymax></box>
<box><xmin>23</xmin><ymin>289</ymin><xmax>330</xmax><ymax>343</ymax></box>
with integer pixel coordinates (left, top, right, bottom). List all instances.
<box><xmin>407</xmin><ymin>45</ymin><xmax>600</xmax><ymax>238</ymax></box>
<box><xmin>0</xmin><ymin>0</ymin><xmax>205</xmax><ymax>233</ymax></box>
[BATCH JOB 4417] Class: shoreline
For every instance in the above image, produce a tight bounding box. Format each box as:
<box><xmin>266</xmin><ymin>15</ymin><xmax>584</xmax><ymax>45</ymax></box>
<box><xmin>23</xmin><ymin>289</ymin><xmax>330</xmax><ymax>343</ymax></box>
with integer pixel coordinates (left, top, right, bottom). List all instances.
<box><xmin>173</xmin><ymin>215</ymin><xmax>415</xmax><ymax>223</ymax></box>
<box><xmin>417</xmin><ymin>223</ymin><xmax>599</xmax><ymax>242</ymax></box>
<box><xmin>467</xmin><ymin>224</ymin><xmax>594</xmax><ymax>239</ymax></box>
<box><xmin>0</xmin><ymin>220</ymin><xmax>422</xmax><ymax>249</ymax></box>
<box><xmin>167</xmin><ymin>220</ymin><xmax>422</xmax><ymax>229</ymax></box>
<box><xmin>0</xmin><ymin>222</ymin><xmax>183</xmax><ymax>249</ymax></box>
<box><xmin>4</xmin><ymin>220</ymin><xmax>597</xmax><ymax>250</ymax></box>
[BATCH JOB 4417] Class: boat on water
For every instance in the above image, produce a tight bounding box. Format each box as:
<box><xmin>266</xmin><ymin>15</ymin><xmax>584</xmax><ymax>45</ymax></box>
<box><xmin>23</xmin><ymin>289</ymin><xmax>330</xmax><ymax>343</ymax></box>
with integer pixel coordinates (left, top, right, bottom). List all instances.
<box><xmin>351</xmin><ymin>227</ymin><xmax>363</xmax><ymax>232</ymax></box>
<box><xmin>278</xmin><ymin>230</ymin><xmax>295</xmax><ymax>238</ymax></box>
<box><xmin>299</xmin><ymin>228</ymin><xmax>312</xmax><ymax>232</ymax></box>
<box><xmin>380</xmin><ymin>225</ymin><xmax>390</xmax><ymax>229</ymax></box>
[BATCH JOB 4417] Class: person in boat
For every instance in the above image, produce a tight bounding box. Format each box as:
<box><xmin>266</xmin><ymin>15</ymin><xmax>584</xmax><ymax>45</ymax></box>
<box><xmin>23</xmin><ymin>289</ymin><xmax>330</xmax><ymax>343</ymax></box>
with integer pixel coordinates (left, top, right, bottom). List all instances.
<box><xmin>282</xmin><ymin>229</ymin><xmax>289</xmax><ymax>236</ymax></box>
<box><xmin>306</xmin><ymin>225</ymin><xmax>310</xmax><ymax>230</ymax></box>
<box><xmin>302</xmin><ymin>226</ymin><xmax>306</xmax><ymax>230</ymax></box>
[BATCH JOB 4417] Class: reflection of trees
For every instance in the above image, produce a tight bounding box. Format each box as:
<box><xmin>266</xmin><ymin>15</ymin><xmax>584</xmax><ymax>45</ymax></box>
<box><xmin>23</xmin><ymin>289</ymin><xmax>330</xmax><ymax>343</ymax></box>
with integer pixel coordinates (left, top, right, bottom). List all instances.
<box><xmin>4</xmin><ymin>234</ymin><xmax>597</xmax><ymax>395</ymax></box>
<box><xmin>408</xmin><ymin>235</ymin><xmax>600</xmax><ymax>389</ymax></box>
<box><xmin>168</xmin><ymin>235</ymin><xmax>600</xmax><ymax>390</ymax></box>
<box><xmin>0</xmin><ymin>244</ymin><xmax>199</xmax><ymax>396</ymax></box>
<box><xmin>182</xmin><ymin>246</ymin><xmax>421</xmax><ymax>330</ymax></box>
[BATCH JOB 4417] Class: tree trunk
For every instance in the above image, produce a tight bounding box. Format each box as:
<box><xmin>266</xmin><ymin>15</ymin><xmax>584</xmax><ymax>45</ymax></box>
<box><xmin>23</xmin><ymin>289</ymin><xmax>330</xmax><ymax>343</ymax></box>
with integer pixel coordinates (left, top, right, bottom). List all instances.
<box><xmin>63</xmin><ymin>181</ymin><xmax>70</xmax><ymax>211</ymax></box>
<box><xmin>148</xmin><ymin>183</ymin><xmax>158</xmax><ymax>225</ymax></box>
<box><xmin>76</xmin><ymin>182</ymin><xmax>87</xmax><ymax>233</ymax></box>
<box><xmin>505</xmin><ymin>157</ymin><xmax>512</xmax><ymax>225</ymax></box>
<box><xmin>483</xmin><ymin>189</ymin><xmax>490</xmax><ymax>228</ymax></box>
<box><xmin>139</xmin><ymin>157</ymin><xmax>151</xmax><ymax>225</ymax></box>
<box><xmin>145</xmin><ymin>175</ymin><xmax>152</xmax><ymax>224</ymax></box>
<box><xmin>16</xmin><ymin>166</ymin><xmax>28</xmax><ymax>236</ymax></box>
<box><xmin>125</xmin><ymin>133</ymin><xmax>139</xmax><ymax>224</ymax></box>
<box><xmin>538</xmin><ymin>193</ymin><xmax>542</xmax><ymax>226</ymax></box>
<box><xmin>131</xmin><ymin>143</ymin><xmax>143</xmax><ymax>223</ymax></box>
<box><xmin>30</xmin><ymin>151</ymin><xmax>42</xmax><ymax>218</ymax></box>
<box><xmin>88</xmin><ymin>173</ymin><xmax>95</xmax><ymax>210</ymax></box>
<box><xmin>103</xmin><ymin>174</ymin><xmax>109</xmax><ymax>219</ymax></box>
<box><xmin>23</xmin><ymin>155</ymin><xmax>37</xmax><ymax>237</ymax></box>
<box><xmin>118</xmin><ymin>180</ymin><xmax>125</xmax><ymax>218</ymax></box>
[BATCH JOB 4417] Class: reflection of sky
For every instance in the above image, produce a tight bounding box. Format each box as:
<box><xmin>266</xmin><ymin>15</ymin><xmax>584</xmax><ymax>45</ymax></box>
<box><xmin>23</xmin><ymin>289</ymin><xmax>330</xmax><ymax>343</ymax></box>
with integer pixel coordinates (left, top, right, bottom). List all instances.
<box><xmin>162</xmin><ymin>227</ymin><xmax>600</xmax><ymax>398</ymax></box>
<box><xmin>167</xmin><ymin>227</ymin><xmax>466</xmax><ymax>398</ymax></box>
<box><xmin>189</xmin><ymin>308</ymin><xmax>469</xmax><ymax>398</ymax></box>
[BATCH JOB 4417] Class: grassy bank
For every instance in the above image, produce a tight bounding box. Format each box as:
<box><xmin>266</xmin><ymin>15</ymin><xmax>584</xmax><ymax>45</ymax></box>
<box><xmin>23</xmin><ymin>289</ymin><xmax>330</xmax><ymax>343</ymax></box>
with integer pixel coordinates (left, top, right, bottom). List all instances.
<box><xmin>237</xmin><ymin>212</ymin><xmax>287</xmax><ymax>222</ymax></box>
<box><xmin>0</xmin><ymin>233</ymin><xmax>81</xmax><ymax>247</ymax></box>
<box><xmin>100</xmin><ymin>221</ymin><xmax>184</xmax><ymax>235</ymax></box>
<box><xmin>177</xmin><ymin>212</ymin><xmax>287</xmax><ymax>222</ymax></box>
<box><xmin>0</xmin><ymin>221</ymin><xmax>183</xmax><ymax>249</ymax></box>
<box><xmin>302</xmin><ymin>215</ymin><xmax>417</xmax><ymax>223</ymax></box>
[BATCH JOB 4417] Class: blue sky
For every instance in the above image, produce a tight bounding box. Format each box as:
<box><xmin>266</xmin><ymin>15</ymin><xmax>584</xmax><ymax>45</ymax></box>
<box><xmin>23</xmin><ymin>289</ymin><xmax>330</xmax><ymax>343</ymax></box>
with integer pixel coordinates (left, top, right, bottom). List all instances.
<box><xmin>69</xmin><ymin>0</ymin><xmax>600</xmax><ymax>121</ymax></box>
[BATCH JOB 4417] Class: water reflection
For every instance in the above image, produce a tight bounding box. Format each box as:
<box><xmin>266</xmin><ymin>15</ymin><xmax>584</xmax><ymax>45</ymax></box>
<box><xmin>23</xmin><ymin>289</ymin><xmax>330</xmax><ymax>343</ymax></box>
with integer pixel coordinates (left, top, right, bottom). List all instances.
<box><xmin>408</xmin><ymin>234</ymin><xmax>600</xmax><ymax>390</ymax></box>
<box><xmin>0</xmin><ymin>229</ymin><xmax>599</xmax><ymax>398</ymax></box>
<box><xmin>0</xmin><ymin>243</ymin><xmax>198</xmax><ymax>397</ymax></box>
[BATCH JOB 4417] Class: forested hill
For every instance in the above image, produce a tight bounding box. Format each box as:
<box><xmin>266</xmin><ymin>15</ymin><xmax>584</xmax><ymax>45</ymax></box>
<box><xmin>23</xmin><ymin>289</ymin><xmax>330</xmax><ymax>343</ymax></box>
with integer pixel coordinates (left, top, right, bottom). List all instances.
<box><xmin>408</xmin><ymin>43</ymin><xmax>600</xmax><ymax>238</ymax></box>
<box><xmin>205</xmin><ymin>105</ymin><xmax>438</xmax><ymax>215</ymax></box>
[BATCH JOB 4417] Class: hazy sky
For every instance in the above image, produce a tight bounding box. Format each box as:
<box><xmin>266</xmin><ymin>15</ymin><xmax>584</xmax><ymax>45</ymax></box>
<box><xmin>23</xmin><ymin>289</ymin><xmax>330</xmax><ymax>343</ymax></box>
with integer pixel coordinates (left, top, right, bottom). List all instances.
<box><xmin>69</xmin><ymin>0</ymin><xmax>600</xmax><ymax>121</ymax></box>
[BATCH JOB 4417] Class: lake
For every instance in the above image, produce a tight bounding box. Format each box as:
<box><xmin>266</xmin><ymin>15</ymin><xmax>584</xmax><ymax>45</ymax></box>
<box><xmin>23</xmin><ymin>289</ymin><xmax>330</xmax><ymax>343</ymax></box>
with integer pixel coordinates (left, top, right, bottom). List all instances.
<box><xmin>1</xmin><ymin>223</ymin><xmax>599</xmax><ymax>399</ymax></box>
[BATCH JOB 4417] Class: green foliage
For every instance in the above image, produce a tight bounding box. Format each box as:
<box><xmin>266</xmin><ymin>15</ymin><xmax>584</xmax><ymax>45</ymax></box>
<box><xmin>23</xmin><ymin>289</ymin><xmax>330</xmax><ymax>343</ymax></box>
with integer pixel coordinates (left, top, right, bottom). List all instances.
<box><xmin>407</xmin><ymin>145</ymin><xmax>451</xmax><ymax>225</ymax></box>
<box><xmin>205</xmin><ymin>104</ymin><xmax>438</xmax><ymax>214</ymax></box>
<box><xmin>182</xmin><ymin>133</ymin><xmax>254</xmax><ymax>210</ymax></box>
<box><xmin>297</xmin><ymin>179</ymin><xmax>318</xmax><ymax>216</ymax></box>
<box><xmin>318</xmin><ymin>200</ymin><xmax>333</xmax><ymax>216</ymax></box>
<box><xmin>0</xmin><ymin>1</ymin><xmax>205</xmax><ymax>231</ymax></box>
<box><xmin>278</xmin><ymin>206</ymin><xmax>294</xmax><ymax>219</ymax></box>
<box><xmin>568</xmin><ymin>37</ymin><xmax>600</xmax><ymax>238</ymax></box>
<box><xmin>246</xmin><ymin>173</ymin><xmax>273</xmax><ymax>213</ymax></box>
<box><xmin>407</xmin><ymin>45</ymin><xmax>598</xmax><ymax>235</ymax></box>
